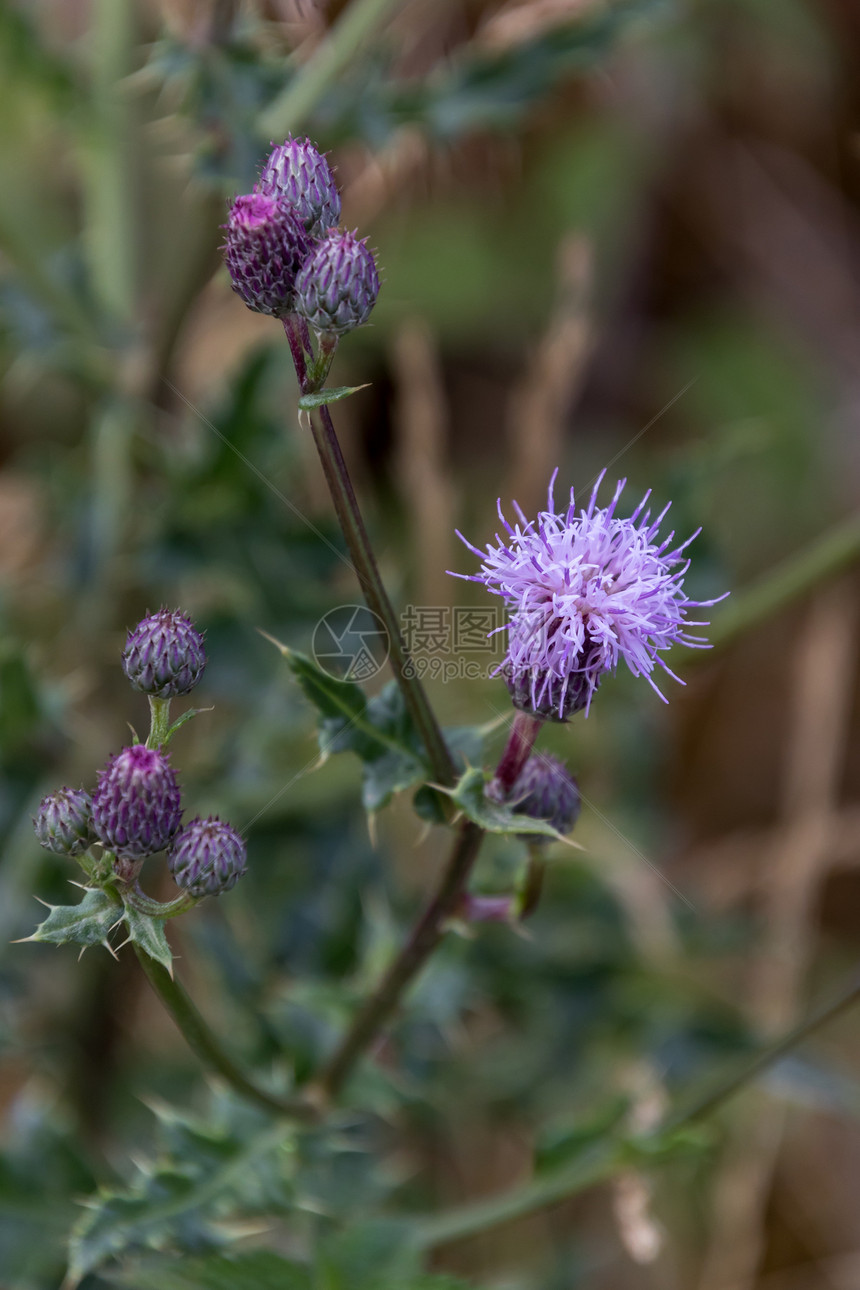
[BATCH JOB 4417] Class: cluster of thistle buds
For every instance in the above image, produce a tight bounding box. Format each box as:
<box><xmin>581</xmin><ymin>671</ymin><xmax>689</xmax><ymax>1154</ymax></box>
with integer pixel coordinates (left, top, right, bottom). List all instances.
<box><xmin>223</xmin><ymin>136</ymin><xmax>380</xmax><ymax>351</ymax></box>
<box><xmin>33</xmin><ymin>609</ymin><xmax>247</xmax><ymax>903</ymax></box>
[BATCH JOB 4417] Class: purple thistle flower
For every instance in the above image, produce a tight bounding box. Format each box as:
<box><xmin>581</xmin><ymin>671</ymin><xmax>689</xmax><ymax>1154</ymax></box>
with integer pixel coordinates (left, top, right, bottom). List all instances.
<box><xmin>510</xmin><ymin>753</ymin><xmax>580</xmax><ymax>838</ymax></box>
<box><xmin>122</xmin><ymin>608</ymin><xmax>206</xmax><ymax>699</ymax></box>
<box><xmin>223</xmin><ymin>192</ymin><xmax>311</xmax><ymax>317</ymax></box>
<box><xmin>452</xmin><ymin>470</ymin><xmax>726</xmax><ymax>721</ymax></box>
<box><xmin>258</xmin><ymin>136</ymin><xmax>341</xmax><ymax>237</ymax></box>
<box><xmin>34</xmin><ymin>787</ymin><xmax>95</xmax><ymax>857</ymax></box>
<box><xmin>92</xmin><ymin>746</ymin><xmax>182</xmax><ymax>860</ymax></box>
<box><xmin>294</xmin><ymin>230</ymin><xmax>380</xmax><ymax>336</ymax></box>
<box><xmin>168</xmin><ymin>816</ymin><xmax>247</xmax><ymax>897</ymax></box>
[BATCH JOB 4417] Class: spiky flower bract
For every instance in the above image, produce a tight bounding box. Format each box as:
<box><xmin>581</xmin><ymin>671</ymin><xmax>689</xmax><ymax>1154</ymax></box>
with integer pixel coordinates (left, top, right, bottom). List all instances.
<box><xmin>122</xmin><ymin>608</ymin><xmax>206</xmax><ymax>699</ymax></box>
<box><xmin>453</xmin><ymin>470</ymin><xmax>724</xmax><ymax>720</ymax></box>
<box><xmin>168</xmin><ymin>816</ymin><xmax>247</xmax><ymax>897</ymax></box>
<box><xmin>92</xmin><ymin>746</ymin><xmax>182</xmax><ymax>860</ymax></box>
<box><xmin>34</xmin><ymin>787</ymin><xmax>95</xmax><ymax>857</ymax></box>
<box><xmin>223</xmin><ymin>192</ymin><xmax>311</xmax><ymax>317</ymax></box>
<box><xmin>294</xmin><ymin>230</ymin><xmax>380</xmax><ymax>336</ymax></box>
<box><xmin>258</xmin><ymin>136</ymin><xmax>341</xmax><ymax>237</ymax></box>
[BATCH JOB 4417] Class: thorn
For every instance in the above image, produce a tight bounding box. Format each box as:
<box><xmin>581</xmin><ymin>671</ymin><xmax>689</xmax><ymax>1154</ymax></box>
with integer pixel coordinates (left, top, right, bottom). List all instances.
<box><xmin>256</xmin><ymin>627</ymin><xmax>290</xmax><ymax>655</ymax></box>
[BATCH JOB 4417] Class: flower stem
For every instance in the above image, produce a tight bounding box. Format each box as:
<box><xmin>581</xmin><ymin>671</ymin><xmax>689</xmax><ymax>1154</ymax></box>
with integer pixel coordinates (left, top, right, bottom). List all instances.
<box><xmin>146</xmin><ymin>696</ymin><xmax>171</xmax><ymax>748</ymax></box>
<box><xmin>123</xmin><ymin>885</ymin><xmax>199</xmax><ymax>919</ymax></box>
<box><xmin>313</xmin><ymin>820</ymin><xmax>484</xmax><ymax>1100</ymax></box>
<box><xmin>284</xmin><ymin>320</ymin><xmax>456</xmax><ymax>788</ymax></box>
<box><xmin>488</xmin><ymin>711</ymin><xmax>542</xmax><ymax>799</ymax></box>
<box><xmin>133</xmin><ymin>946</ymin><xmax>318</xmax><ymax>1121</ymax></box>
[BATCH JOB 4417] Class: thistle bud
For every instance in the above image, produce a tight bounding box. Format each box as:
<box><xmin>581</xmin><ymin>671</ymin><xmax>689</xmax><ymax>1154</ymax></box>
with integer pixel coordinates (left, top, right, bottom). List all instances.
<box><xmin>92</xmin><ymin>746</ymin><xmax>182</xmax><ymax>860</ymax></box>
<box><xmin>258</xmin><ymin>136</ymin><xmax>341</xmax><ymax>237</ymax></box>
<box><xmin>122</xmin><ymin>608</ymin><xmax>206</xmax><ymax>699</ymax></box>
<box><xmin>510</xmin><ymin>753</ymin><xmax>580</xmax><ymax>838</ymax></box>
<box><xmin>294</xmin><ymin>230</ymin><xmax>379</xmax><ymax>337</ymax></box>
<box><xmin>223</xmin><ymin>192</ymin><xmax>311</xmax><ymax>317</ymax></box>
<box><xmin>505</xmin><ymin>664</ymin><xmax>594</xmax><ymax>723</ymax></box>
<box><xmin>34</xmin><ymin>787</ymin><xmax>95</xmax><ymax>857</ymax></box>
<box><xmin>168</xmin><ymin>816</ymin><xmax>247</xmax><ymax>897</ymax></box>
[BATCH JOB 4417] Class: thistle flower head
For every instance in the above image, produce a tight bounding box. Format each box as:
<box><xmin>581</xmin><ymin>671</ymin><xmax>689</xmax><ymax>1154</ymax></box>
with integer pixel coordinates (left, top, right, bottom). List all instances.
<box><xmin>511</xmin><ymin>753</ymin><xmax>580</xmax><ymax>838</ymax></box>
<box><xmin>168</xmin><ymin>816</ymin><xmax>247</xmax><ymax>897</ymax></box>
<box><xmin>92</xmin><ymin>745</ymin><xmax>182</xmax><ymax>860</ymax></box>
<box><xmin>223</xmin><ymin>191</ymin><xmax>311</xmax><ymax>317</ymax></box>
<box><xmin>122</xmin><ymin>608</ymin><xmax>206</xmax><ymax>699</ymax></box>
<box><xmin>34</xmin><ymin>787</ymin><xmax>95</xmax><ymax>857</ymax></box>
<box><xmin>258</xmin><ymin>136</ymin><xmax>341</xmax><ymax>236</ymax></box>
<box><xmin>453</xmin><ymin>470</ymin><xmax>725</xmax><ymax>720</ymax></box>
<box><xmin>294</xmin><ymin>229</ymin><xmax>380</xmax><ymax>336</ymax></box>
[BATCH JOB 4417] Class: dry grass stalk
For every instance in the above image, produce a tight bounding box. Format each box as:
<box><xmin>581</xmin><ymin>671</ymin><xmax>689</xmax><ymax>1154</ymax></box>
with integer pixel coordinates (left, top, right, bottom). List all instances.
<box><xmin>697</xmin><ymin>583</ymin><xmax>858</xmax><ymax>1290</ymax></box>
<box><xmin>391</xmin><ymin>317</ymin><xmax>454</xmax><ymax>608</ymax></box>
<box><xmin>505</xmin><ymin>233</ymin><xmax>594</xmax><ymax>517</ymax></box>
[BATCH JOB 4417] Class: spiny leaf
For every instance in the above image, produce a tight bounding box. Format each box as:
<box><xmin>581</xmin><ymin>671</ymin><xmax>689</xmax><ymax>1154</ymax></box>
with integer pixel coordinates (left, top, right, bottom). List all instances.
<box><xmin>23</xmin><ymin>888</ymin><xmax>120</xmax><ymax>951</ymax></box>
<box><xmin>297</xmin><ymin>384</ymin><xmax>369</xmax><ymax>411</ymax></box>
<box><xmin>67</xmin><ymin>1117</ymin><xmax>293</xmax><ymax>1284</ymax></box>
<box><xmin>262</xmin><ymin>637</ymin><xmax>429</xmax><ymax>813</ymax></box>
<box><xmin>121</xmin><ymin>906</ymin><xmax>173</xmax><ymax>974</ymax></box>
<box><xmin>439</xmin><ymin>767</ymin><xmax>581</xmax><ymax>844</ymax></box>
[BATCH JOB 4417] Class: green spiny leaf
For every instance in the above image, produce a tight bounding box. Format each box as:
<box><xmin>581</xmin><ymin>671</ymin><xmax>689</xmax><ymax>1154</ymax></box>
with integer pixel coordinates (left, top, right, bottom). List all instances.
<box><xmin>121</xmin><ymin>906</ymin><xmax>173</xmax><ymax>973</ymax></box>
<box><xmin>297</xmin><ymin>384</ymin><xmax>369</xmax><ymax>411</ymax></box>
<box><xmin>263</xmin><ymin>637</ymin><xmax>430</xmax><ymax>812</ymax></box>
<box><xmin>24</xmin><ymin>888</ymin><xmax>120</xmax><ymax>951</ymax></box>
<box><xmin>440</xmin><ymin>766</ymin><xmax>581</xmax><ymax>844</ymax></box>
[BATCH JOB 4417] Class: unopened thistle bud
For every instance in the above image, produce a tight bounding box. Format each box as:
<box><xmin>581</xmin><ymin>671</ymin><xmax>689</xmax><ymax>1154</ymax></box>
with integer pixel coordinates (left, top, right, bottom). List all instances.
<box><xmin>511</xmin><ymin>754</ymin><xmax>580</xmax><ymax>838</ymax></box>
<box><xmin>294</xmin><ymin>230</ymin><xmax>380</xmax><ymax>337</ymax></box>
<box><xmin>34</xmin><ymin>787</ymin><xmax>95</xmax><ymax>857</ymax></box>
<box><xmin>168</xmin><ymin>816</ymin><xmax>247</xmax><ymax>897</ymax></box>
<box><xmin>122</xmin><ymin>608</ymin><xmax>206</xmax><ymax>699</ymax></box>
<box><xmin>92</xmin><ymin>746</ymin><xmax>182</xmax><ymax>860</ymax></box>
<box><xmin>258</xmin><ymin>136</ymin><xmax>341</xmax><ymax>237</ymax></box>
<box><xmin>223</xmin><ymin>192</ymin><xmax>311</xmax><ymax>317</ymax></box>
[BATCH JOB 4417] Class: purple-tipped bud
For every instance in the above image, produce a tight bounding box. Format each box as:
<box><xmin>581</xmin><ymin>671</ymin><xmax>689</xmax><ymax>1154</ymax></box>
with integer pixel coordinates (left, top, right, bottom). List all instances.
<box><xmin>92</xmin><ymin>746</ymin><xmax>182</xmax><ymax>860</ymax></box>
<box><xmin>223</xmin><ymin>192</ymin><xmax>312</xmax><ymax>317</ymax></box>
<box><xmin>511</xmin><ymin>754</ymin><xmax>580</xmax><ymax>838</ymax></box>
<box><xmin>168</xmin><ymin>816</ymin><xmax>247</xmax><ymax>897</ymax></box>
<box><xmin>294</xmin><ymin>230</ymin><xmax>380</xmax><ymax>336</ymax></box>
<box><xmin>34</xmin><ymin>787</ymin><xmax>95</xmax><ymax>857</ymax></box>
<box><xmin>258</xmin><ymin>136</ymin><xmax>341</xmax><ymax>237</ymax></box>
<box><xmin>122</xmin><ymin>608</ymin><xmax>206</xmax><ymax>699</ymax></box>
<box><xmin>506</xmin><ymin>661</ymin><xmax>594</xmax><ymax>723</ymax></box>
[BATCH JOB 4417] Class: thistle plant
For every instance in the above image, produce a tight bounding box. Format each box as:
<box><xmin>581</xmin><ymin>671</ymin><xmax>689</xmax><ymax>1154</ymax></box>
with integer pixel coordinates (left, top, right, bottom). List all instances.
<box><xmin>24</xmin><ymin>131</ymin><xmax>860</xmax><ymax>1290</ymax></box>
<box><xmin>26</xmin><ymin>609</ymin><xmax>245</xmax><ymax>969</ymax></box>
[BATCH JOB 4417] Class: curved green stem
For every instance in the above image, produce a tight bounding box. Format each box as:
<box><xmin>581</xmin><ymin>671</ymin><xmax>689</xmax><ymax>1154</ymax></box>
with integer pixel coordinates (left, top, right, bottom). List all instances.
<box><xmin>706</xmin><ymin>513</ymin><xmax>860</xmax><ymax>655</ymax></box>
<box><xmin>412</xmin><ymin>969</ymin><xmax>860</xmax><ymax>1248</ymax></box>
<box><xmin>133</xmin><ymin>946</ymin><xmax>318</xmax><ymax>1122</ymax></box>
<box><xmin>123</xmin><ymin>885</ymin><xmax>199</xmax><ymax>919</ymax></box>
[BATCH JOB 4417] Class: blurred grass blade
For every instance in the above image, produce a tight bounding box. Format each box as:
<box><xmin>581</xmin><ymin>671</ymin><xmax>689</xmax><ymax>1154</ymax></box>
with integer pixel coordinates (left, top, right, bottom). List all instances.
<box><xmin>260</xmin><ymin>0</ymin><xmax>403</xmax><ymax>138</ymax></box>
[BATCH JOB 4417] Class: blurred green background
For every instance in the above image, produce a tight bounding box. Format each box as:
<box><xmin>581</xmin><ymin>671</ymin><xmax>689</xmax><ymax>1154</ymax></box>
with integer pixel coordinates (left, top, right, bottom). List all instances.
<box><xmin>2</xmin><ymin>0</ymin><xmax>860</xmax><ymax>1287</ymax></box>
